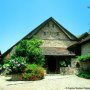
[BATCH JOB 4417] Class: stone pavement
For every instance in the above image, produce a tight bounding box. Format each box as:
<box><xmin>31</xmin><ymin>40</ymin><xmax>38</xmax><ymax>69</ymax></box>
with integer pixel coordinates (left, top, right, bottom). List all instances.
<box><xmin>0</xmin><ymin>75</ymin><xmax>90</xmax><ymax>90</ymax></box>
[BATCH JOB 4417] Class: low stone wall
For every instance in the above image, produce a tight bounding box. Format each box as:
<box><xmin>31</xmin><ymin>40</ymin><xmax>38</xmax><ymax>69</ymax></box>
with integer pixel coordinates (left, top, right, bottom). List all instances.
<box><xmin>11</xmin><ymin>74</ymin><xmax>22</xmax><ymax>81</ymax></box>
<box><xmin>60</xmin><ymin>67</ymin><xmax>75</xmax><ymax>75</ymax></box>
<box><xmin>80</xmin><ymin>61</ymin><xmax>90</xmax><ymax>70</ymax></box>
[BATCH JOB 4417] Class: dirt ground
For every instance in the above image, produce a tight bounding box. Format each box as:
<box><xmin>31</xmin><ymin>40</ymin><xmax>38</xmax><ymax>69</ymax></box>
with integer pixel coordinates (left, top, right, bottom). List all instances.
<box><xmin>0</xmin><ymin>75</ymin><xmax>90</xmax><ymax>90</ymax></box>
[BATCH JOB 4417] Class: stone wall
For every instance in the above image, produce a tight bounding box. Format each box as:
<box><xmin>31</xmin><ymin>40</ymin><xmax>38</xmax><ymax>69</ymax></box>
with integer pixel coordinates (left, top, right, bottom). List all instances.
<box><xmin>79</xmin><ymin>61</ymin><xmax>90</xmax><ymax>70</ymax></box>
<box><xmin>60</xmin><ymin>67</ymin><xmax>75</xmax><ymax>75</ymax></box>
<box><xmin>81</xmin><ymin>43</ymin><xmax>90</xmax><ymax>55</ymax></box>
<box><xmin>36</xmin><ymin>21</ymin><xmax>69</xmax><ymax>40</ymax></box>
<box><xmin>71</xmin><ymin>58</ymin><xmax>77</xmax><ymax>68</ymax></box>
<box><xmin>36</xmin><ymin>21</ymin><xmax>77</xmax><ymax>48</ymax></box>
<box><xmin>74</xmin><ymin>61</ymin><xmax>90</xmax><ymax>75</ymax></box>
<box><xmin>60</xmin><ymin>58</ymin><xmax>78</xmax><ymax>75</ymax></box>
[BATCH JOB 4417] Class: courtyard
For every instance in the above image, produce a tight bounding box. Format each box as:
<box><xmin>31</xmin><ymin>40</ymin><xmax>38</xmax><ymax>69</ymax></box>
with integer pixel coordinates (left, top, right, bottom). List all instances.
<box><xmin>0</xmin><ymin>75</ymin><xmax>90</xmax><ymax>90</ymax></box>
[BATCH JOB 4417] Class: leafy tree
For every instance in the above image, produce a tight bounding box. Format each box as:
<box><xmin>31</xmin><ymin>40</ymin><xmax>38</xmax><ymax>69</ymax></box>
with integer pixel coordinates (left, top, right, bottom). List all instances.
<box><xmin>27</xmin><ymin>38</ymin><xmax>45</xmax><ymax>66</ymax></box>
<box><xmin>15</xmin><ymin>40</ymin><xmax>28</xmax><ymax>57</ymax></box>
<box><xmin>3</xmin><ymin>37</ymin><xmax>45</xmax><ymax>75</ymax></box>
<box><xmin>13</xmin><ymin>37</ymin><xmax>45</xmax><ymax>66</ymax></box>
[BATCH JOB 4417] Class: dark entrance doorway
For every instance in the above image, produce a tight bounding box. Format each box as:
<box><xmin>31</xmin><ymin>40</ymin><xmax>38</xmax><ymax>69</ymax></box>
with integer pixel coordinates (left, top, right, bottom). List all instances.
<box><xmin>46</xmin><ymin>56</ymin><xmax>58</xmax><ymax>74</ymax></box>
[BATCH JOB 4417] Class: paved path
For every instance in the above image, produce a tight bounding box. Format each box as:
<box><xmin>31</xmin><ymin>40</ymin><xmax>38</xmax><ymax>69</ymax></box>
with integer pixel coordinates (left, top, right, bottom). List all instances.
<box><xmin>0</xmin><ymin>75</ymin><xmax>90</xmax><ymax>90</ymax></box>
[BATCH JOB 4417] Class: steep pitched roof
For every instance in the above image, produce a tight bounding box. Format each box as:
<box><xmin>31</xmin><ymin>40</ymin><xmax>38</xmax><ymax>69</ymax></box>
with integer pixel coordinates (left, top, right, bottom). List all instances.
<box><xmin>68</xmin><ymin>32</ymin><xmax>90</xmax><ymax>49</ymax></box>
<box><xmin>2</xmin><ymin>17</ymin><xmax>78</xmax><ymax>58</ymax></box>
<box><xmin>79</xmin><ymin>32</ymin><xmax>89</xmax><ymax>40</ymax></box>
<box><xmin>80</xmin><ymin>34</ymin><xmax>90</xmax><ymax>44</ymax></box>
<box><xmin>24</xmin><ymin>17</ymin><xmax>78</xmax><ymax>40</ymax></box>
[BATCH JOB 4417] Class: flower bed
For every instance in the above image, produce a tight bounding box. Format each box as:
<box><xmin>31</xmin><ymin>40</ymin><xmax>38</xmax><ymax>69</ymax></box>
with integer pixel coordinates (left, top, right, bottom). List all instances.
<box><xmin>11</xmin><ymin>64</ymin><xmax>44</xmax><ymax>81</ymax></box>
<box><xmin>22</xmin><ymin>64</ymin><xmax>44</xmax><ymax>81</ymax></box>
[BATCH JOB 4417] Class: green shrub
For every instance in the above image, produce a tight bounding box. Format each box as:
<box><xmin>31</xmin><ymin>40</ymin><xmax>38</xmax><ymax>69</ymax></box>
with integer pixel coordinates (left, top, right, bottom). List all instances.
<box><xmin>77</xmin><ymin>72</ymin><xmax>90</xmax><ymax>79</ymax></box>
<box><xmin>77</xmin><ymin>53</ymin><xmax>90</xmax><ymax>62</ymax></box>
<box><xmin>2</xmin><ymin>37</ymin><xmax>45</xmax><ymax>81</ymax></box>
<box><xmin>3</xmin><ymin>57</ymin><xmax>26</xmax><ymax>74</ymax></box>
<box><xmin>15</xmin><ymin>40</ymin><xmax>28</xmax><ymax>57</ymax></box>
<box><xmin>77</xmin><ymin>69</ymin><xmax>90</xmax><ymax>79</ymax></box>
<box><xmin>13</xmin><ymin>37</ymin><xmax>45</xmax><ymax>66</ymax></box>
<box><xmin>59</xmin><ymin>60</ymin><xmax>66</xmax><ymax>67</ymax></box>
<box><xmin>22</xmin><ymin>64</ymin><xmax>44</xmax><ymax>81</ymax></box>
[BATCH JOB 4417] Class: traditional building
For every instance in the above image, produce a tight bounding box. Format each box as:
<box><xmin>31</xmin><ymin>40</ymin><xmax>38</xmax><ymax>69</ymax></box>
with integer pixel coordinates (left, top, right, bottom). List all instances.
<box><xmin>69</xmin><ymin>32</ymin><xmax>90</xmax><ymax>55</ymax></box>
<box><xmin>69</xmin><ymin>32</ymin><xmax>90</xmax><ymax>71</ymax></box>
<box><xmin>80</xmin><ymin>34</ymin><xmax>90</xmax><ymax>55</ymax></box>
<box><xmin>78</xmin><ymin>33</ymin><xmax>90</xmax><ymax>70</ymax></box>
<box><xmin>2</xmin><ymin>17</ymin><xmax>79</xmax><ymax>74</ymax></box>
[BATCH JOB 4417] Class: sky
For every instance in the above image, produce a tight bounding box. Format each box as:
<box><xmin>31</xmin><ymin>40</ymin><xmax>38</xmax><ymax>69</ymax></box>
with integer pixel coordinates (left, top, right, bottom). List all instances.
<box><xmin>0</xmin><ymin>0</ymin><xmax>90</xmax><ymax>54</ymax></box>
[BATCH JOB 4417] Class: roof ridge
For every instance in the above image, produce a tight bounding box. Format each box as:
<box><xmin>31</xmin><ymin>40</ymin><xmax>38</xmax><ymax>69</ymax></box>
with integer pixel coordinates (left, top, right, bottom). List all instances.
<box><xmin>50</xmin><ymin>17</ymin><xmax>78</xmax><ymax>40</ymax></box>
<box><xmin>79</xmin><ymin>32</ymin><xmax>89</xmax><ymax>40</ymax></box>
<box><xmin>2</xmin><ymin>17</ymin><xmax>78</xmax><ymax>57</ymax></box>
<box><xmin>24</xmin><ymin>17</ymin><xmax>78</xmax><ymax>40</ymax></box>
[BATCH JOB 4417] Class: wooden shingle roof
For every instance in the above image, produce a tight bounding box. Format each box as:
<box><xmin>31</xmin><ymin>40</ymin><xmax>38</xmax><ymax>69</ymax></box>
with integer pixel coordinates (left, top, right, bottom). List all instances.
<box><xmin>68</xmin><ymin>32</ymin><xmax>90</xmax><ymax>49</ymax></box>
<box><xmin>2</xmin><ymin>17</ymin><xmax>78</xmax><ymax>57</ymax></box>
<box><xmin>80</xmin><ymin>34</ymin><xmax>90</xmax><ymax>44</ymax></box>
<box><xmin>79</xmin><ymin>32</ymin><xmax>89</xmax><ymax>40</ymax></box>
<box><xmin>41</xmin><ymin>47</ymin><xmax>75</xmax><ymax>56</ymax></box>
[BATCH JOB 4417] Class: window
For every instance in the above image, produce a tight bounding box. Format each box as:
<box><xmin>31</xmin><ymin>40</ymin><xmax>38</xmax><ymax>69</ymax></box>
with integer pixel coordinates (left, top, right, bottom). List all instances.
<box><xmin>56</xmin><ymin>32</ymin><xmax>59</xmax><ymax>36</ymax></box>
<box><xmin>44</xmin><ymin>31</ymin><xmax>48</xmax><ymax>35</ymax></box>
<box><xmin>44</xmin><ymin>32</ymin><xmax>46</xmax><ymax>35</ymax></box>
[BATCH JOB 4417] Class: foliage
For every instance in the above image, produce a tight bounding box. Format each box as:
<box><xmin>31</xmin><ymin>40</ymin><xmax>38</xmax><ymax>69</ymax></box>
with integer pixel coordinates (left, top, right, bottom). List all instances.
<box><xmin>59</xmin><ymin>60</ymin><xmax>66</xmax><ymax>67</ymax></box>
<box><xmin>77</xmin><ymin>71</ymin><xmax>90</xmax><ymax>79</ymax></box>
<box><xmin>2</xmin><ymin>37</ymin><xmax>45</xmax><ymax>76</ymax></box>
<box><xmin>3</xmin><ymin>57</ymin><xmax>26</xmax><ymax>74</ymax></box>
<box><xmin>15</xmin><ymin>40</ymin><xmax>28</xmax><ymax>57</ymax></box>
<box><xmin>14</xmin><ymin>37</ymin><xmax>45</xmax><ymax>66</ymax></box>
<box><xmin>77</xmin><ymin>53</ymin><xmax>90</xmax><ymax>62</ymax></box>
<box><xmin>76</xmin><ymin>68</ymin><xmax>90</xmax><ymax>79</ymax></box>
<box><xmin>22</xmin><ymin>64</ymin><xmax>44</xmax><ymax>81</ymax></box>
<box><xmin>76</xmin><ymin>53</ymin><xmax>90</xmax><ymax>79</ymax></box>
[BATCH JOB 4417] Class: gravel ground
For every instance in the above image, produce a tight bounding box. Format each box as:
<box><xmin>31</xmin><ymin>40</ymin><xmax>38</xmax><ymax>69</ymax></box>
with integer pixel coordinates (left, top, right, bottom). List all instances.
<box><xmin>0</xmin><ymin>75</ymin><xmax>90</xmax><ymax>90</ymax></box>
